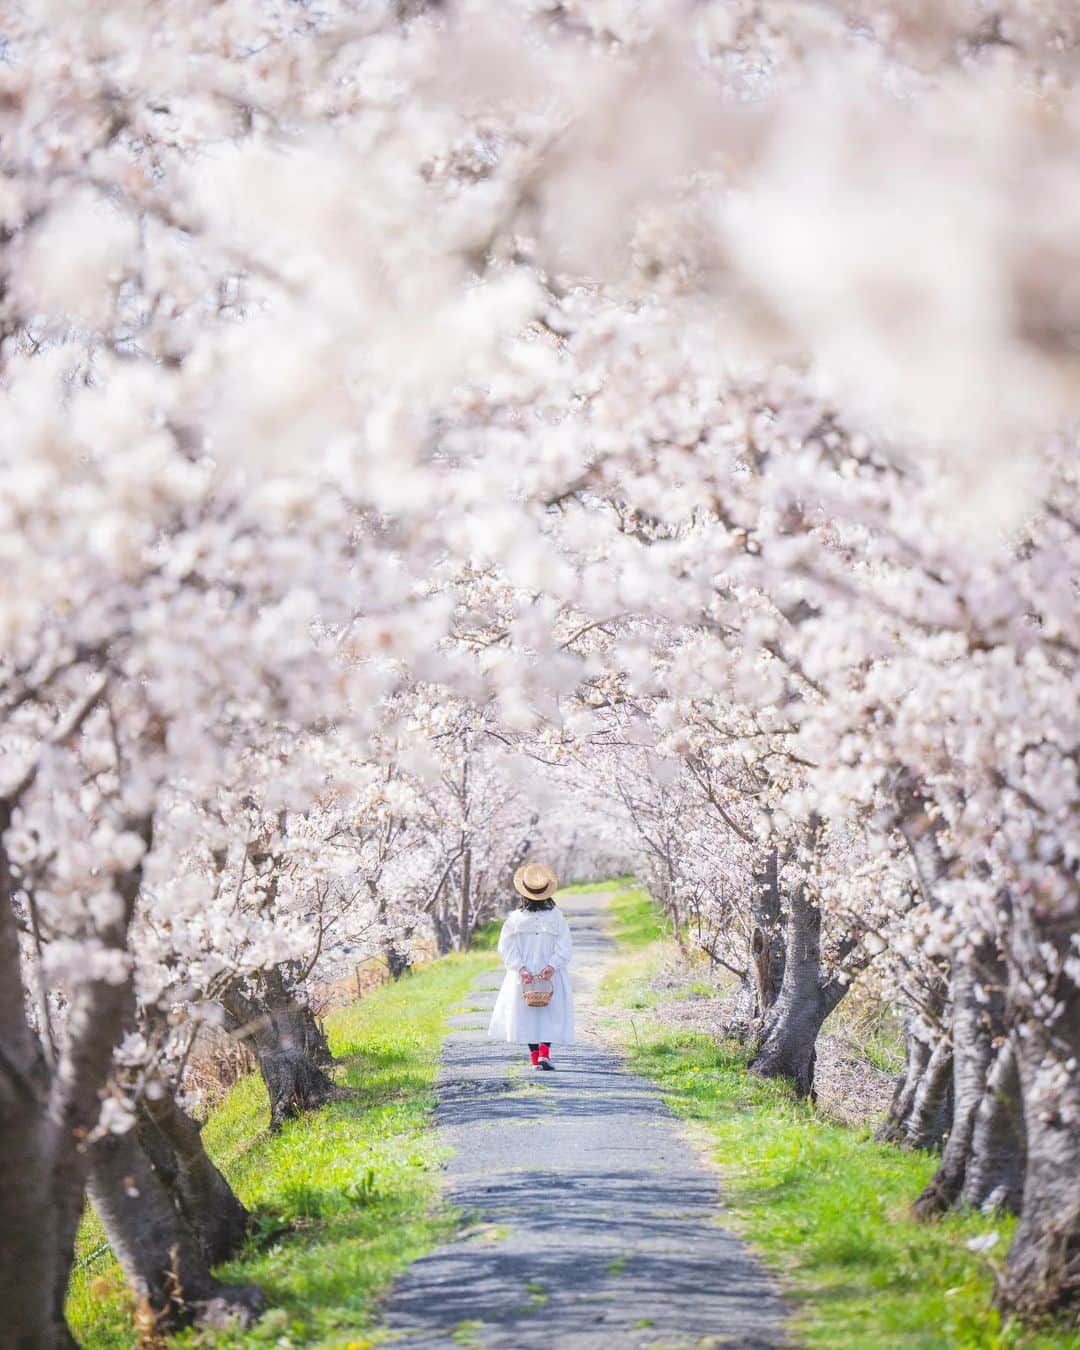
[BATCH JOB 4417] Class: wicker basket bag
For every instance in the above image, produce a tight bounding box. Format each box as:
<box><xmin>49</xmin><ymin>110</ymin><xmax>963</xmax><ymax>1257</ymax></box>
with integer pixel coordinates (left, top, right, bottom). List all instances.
<box><xmin>522</xmin><ymin>976</ymin><xmax>554</xmax><ymax>1008</ymax></box>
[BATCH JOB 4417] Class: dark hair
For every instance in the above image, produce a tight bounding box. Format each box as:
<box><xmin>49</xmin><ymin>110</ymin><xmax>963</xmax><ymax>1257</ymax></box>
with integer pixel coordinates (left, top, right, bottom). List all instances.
<box><xmin>520</xmin><ymin>897</ymin><xmax>556</xmax><ymax>911</ymax></box>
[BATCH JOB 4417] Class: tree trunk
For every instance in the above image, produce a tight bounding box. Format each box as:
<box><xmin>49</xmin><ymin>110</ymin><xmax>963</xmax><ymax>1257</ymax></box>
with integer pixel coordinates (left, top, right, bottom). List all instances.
<box><xmin>750</xmin><ymin>849</ymin><xmax>784</xmax><ymax>1020</ymax></box>
<box><xmin>258</xmin><ymin>1038</ymin><xmax>345</xmax><ymax>1130</ymax></box>
<box><xmin>876</xmin><ymin>1024</ymin><xmax>933</xmax><ymax>1144</ymax></box>
<box><xmin>913</xmin><ymin>946</ymin><xmax>998</xmax><ymax>1214</ymax></box>
<box><xmin>88</xmin><ymin>1126</ymin><xmax>264</xmax><ymax>1335</ymax></box>
<box><xmin>961</xmin><ymin>1037</ymin><xmax>1025</xmax><ymax>1214</ymax></box>
<box><xmin>996</xmin><ymin>902</ymin><xmax>1080</xmax><ymax>1322</ymax></box>
<box><xmin>912</xmin><ymin>955</ymin><xmax>988</xmax><ymax>1209</ymax></box>
<box><xmin>220</xmin><ymin>977</ymin><xmax>347</xmax><ymax>1131</ymax></box>
<box><xmin>457</xmin><ymin>846</ymin><xmax>472</xmax><ymax>951</ymax></box>
<box><xmin>386</xmin><ymin>944</ymin><xmax>412</xmax><ymax>980</ymax></box>
<box><xmin>0</xmin><ymin>1047</ymin><xmax>68</xmax><ymax>1349</ymax></box>
<box><xmin>883</xmin><ymin>769</ymin><xmax>955</xmax><ymax>1154</ymax></box>
<box><xmin>431</xmin><ymin>906</ymin><xmax>454</xmax><ymax>957</ymax></box>
<box><xmin>0</xmin><ymin>808</ymin><xmax>153</xmax><ymax>1347</ymax></box>
<box><xmin>138</xmin><ymin>1092</ymin><xmax>251</xmax><ymax>1265</ymax></box>
<box><xmin>46</xmin><ymin>816</ymin><xmax>155</xmax><ymax>1333</ymax></box>
<box><xmin>749</xmin><ymin>888</ymin><xmax>845</xmax><ymax>1099</ymax></box>
<box><xmin>997</xmin><ymin>1033</ymin><xmax>1080</xmax><ymax>1320</ymax></box>
<box><xmin>903</xmin><ymin>1037</ymin><xmax>954</xmax><ymax>1152</ymax></box>
<box><xmin>376</xmin><ymin>880</ymin><xmax>414</xmax><ymax>981</ymax></box>
<box><xmin>0</xmin><ymin>812</ymin><xmax>64</xmax><ymax>1348</ymax></box>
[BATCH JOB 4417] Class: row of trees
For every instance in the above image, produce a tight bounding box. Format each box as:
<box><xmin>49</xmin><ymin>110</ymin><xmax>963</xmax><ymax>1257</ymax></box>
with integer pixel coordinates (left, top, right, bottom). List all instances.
<box><xmin>541</xmin><ymin>363</ymin><xmax>1076</xmax><ymax>1318</ymax></box>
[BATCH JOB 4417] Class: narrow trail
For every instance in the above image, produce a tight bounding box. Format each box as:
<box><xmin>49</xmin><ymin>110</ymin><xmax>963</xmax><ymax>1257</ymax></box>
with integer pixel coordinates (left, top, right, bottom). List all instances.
<box><xmin>382</xmin><ymin>891</ymin><xmax>787</xmax><ymax>1349</ymax></box>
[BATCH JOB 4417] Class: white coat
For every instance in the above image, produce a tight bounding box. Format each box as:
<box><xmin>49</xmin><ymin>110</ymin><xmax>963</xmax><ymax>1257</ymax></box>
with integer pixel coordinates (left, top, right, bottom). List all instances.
<box><xmin>487</xmin><ymin>905</ymin><xmax>575</xmax><ymax>1045</ymax></box>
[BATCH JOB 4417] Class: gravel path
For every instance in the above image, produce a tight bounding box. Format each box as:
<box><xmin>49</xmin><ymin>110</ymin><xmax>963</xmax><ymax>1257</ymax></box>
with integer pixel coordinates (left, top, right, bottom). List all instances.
<box><xmin>381</xmin><ymin>892</ymin><xmax>787</xmax><ymax>1349</ymax></box>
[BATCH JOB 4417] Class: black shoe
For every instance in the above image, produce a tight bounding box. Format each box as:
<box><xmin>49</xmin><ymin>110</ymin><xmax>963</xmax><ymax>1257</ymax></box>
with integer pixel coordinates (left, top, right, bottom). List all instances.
<box><xmin>538</xmin><ymin>1056</ymin><xmax>555</xmax><ymax>1070</ymax></box>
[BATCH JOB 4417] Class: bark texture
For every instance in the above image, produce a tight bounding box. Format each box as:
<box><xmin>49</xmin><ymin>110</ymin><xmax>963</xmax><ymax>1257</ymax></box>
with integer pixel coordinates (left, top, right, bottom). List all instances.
<box><xmin>221</xmin><ymin>975</ymin><xmax>346</xmax><ymax>1131</ymax></box>
<box><xmin>749</xmin><ymin>888</ymin><xmax>846</xmax><ymax>1098</ymax></box>
<box><xmin>88</xmin><ymin>1126</ymin><xmax>264</xmax><ymax>1335</ymax></box>
<box><xmin>903</xmin><ymin>1037</ymin><xmax>954</xmax><ymax>1152</ymax></box>
<box><xmin>139</xmin><ymin>1091</ymin><xmax>252</xmax><ymax>1265</ymax></box>
<box><xmin>877</xmin><ymin>1025</ymin><xmax>933</xmax><ymax>1144</ymax></box>
<box><xmin>0</xmin><ymin>807</ymin><xmax>60</xmax><ymax>1349</ymax></box>
<box><xmin>962</xmin><ymin>1037</ymin><xmax>1025</xmax><ymax>1214</ymax></box>
<box><xmin>750</xmin><ymin>849</ymin><xmax>784</xmax><ymax>1020</ymax></box>
<box><xmin>997</xmin><ymin>903</ymin><xmax>1080</xmax><ymax>1322</ymax></box>
<box><xmin>914</xmin><ymin>942</ymin><xmax>1022</xmax><ymax>1218</ymax></box>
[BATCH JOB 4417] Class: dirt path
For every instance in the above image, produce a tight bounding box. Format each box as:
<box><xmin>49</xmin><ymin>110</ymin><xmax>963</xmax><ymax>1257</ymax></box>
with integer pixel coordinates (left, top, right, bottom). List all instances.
<box><xmin>381</xmin><ymin>891</ymin><xmax>787</xmax><ymax>1349</ymax></box>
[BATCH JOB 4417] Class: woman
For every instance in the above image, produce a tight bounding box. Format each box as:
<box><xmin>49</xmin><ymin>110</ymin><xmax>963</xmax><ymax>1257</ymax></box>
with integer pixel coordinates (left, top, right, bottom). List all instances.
<box><xmin>488</xmin><ymin>862</ymin><xmax>574</xmax><ymax>1069</ymax></box>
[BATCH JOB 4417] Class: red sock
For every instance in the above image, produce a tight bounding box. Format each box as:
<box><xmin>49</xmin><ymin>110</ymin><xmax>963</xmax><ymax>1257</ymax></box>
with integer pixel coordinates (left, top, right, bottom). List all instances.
<box><xmin>540</xmin><ymin>1043</ymin><xmax>550</xmax><ymax>1059</ymax></box>
<box><xmin>530</xmin><ymin>1048</ymin><xmax>540</xmax><ymax>1066</ymax></box>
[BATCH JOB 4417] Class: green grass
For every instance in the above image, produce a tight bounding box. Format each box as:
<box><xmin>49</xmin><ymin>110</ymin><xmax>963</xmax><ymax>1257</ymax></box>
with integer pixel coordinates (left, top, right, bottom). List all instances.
<box><xmin>468</xmin><ymin>918</ymin><xmax>501</xmax><ymax>951</ymax></box>
<box><xmin>598</xmin><ymin>890</ymin><xmax>1080</xmax><ymax>1350</ymax></box>
<box><xmin>559</xmin><ymin>875</ymin><xmax>636</xmax><ymax>896</ymax></box>
<box><xmin>67</xmin><ymin>949</ymin><xmax>494</xmax><ymax>1349</ymax></box>
<box><xmin>601</xmin><ymin>882</ymin><xmax>666</xmax><ymax>948</ymax></box>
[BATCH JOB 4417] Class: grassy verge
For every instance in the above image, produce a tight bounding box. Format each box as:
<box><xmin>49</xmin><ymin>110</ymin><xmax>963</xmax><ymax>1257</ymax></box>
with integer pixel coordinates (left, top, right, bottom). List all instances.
<box><xmin>469</xmin><ymin>918</ymin><xmax>501</xmax><ymax>951</ymax></box>
<box><xmin>562</xmin><ymin>875</ymin><xmax>636</xmax><ymax>896</ymax></box>
<box><xmin>67</xmin><ymin>949</ymin><xmax>494</xmax><ymax>1349</ymax></box>
<box><xmin>601</xmin><ymin>881</ymin><xmax>665</xmax><ymax>948</ymax></box>
<box><xmin>597</xmin><ymin>889</ymin><xmax>1080</xmax><ymax>1350</ymax></box>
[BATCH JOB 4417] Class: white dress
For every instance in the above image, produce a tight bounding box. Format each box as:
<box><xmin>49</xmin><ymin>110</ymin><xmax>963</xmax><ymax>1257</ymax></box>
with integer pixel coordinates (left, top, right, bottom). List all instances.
<box><xmin>487</xmin><ymin>906</ymin><xmax>575</xmax><ymax>1045</ymax></box>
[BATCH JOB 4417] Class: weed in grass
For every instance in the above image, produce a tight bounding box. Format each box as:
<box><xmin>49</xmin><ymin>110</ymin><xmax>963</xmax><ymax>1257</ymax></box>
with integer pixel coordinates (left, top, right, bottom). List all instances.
<box><xmin>450</xmin><ymin>1319</ymin><xmax>485</xmax><ymax>1346</ymax></box>
<box><xmin>460</xmin><ymin>1222</ymin><xmax>509</xmax><ymax>1245</ymax></box>
<box><xmin>343</xmin><ymin>1168</ymin><xmax>378</xmax><ymax>1207</ymax></box>
<box><xmin>247</xmin><ymin>1212</ymin><xmax>294</xmax><ymax>1249</ymax></box>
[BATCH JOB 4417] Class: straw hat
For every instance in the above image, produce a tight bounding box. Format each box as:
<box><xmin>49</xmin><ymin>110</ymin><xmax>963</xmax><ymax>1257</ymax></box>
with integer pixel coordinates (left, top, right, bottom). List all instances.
<box><xmin>513</xmin><ymin>861</ymin><xmax>559</xmax><ymax>901</ymax></box>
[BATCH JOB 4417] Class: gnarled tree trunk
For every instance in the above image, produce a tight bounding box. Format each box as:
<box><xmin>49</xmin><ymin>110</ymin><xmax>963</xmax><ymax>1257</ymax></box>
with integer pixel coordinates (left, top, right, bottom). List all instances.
<box><xmin>997</xmin><ymin>1030</ymin><xmax>1080</xmax><ymax>1320</ymax></box>
<box><xmin>220</xmin><ymin>973</ymin><xmax>346</xmax><ymax>1131</ymax></box>
<box><xmin>962</xmin><ymin>1037</ymin><xmax>1025</xmax><ymax>1214</ymax></box>
<box><xmin>749</xmin><ymin>888</ymin><xmax>846</xmax><ymax>1098</ymax></box>
<box><xmin>914</xmin><ymin>941</ymin><xmax>1018</xmax><ymax>1217</ymax></box>
<box><xmin>876</xmin><ymin>1023</ymin><xmax>934</xmax><ymax>1144</ymax></box>
<box><xmin>138</xmin><ymin>1091</ymin><xmax>251</xmax><ymax>1265</ymax></box>
<box><xmin>88</xmin><ymin>1125</ymin><xmax>264</xmax><ymax>1335</ymax></box>
<box><xmin>880</xmin><ymin>768</ymin><xmax>954</xmax><ymax>1153</ymax></box>
<box><xmin>903</xmin><ymin>1037</ymin><xmax>953</xmax><ymax>1153</ymax></box>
